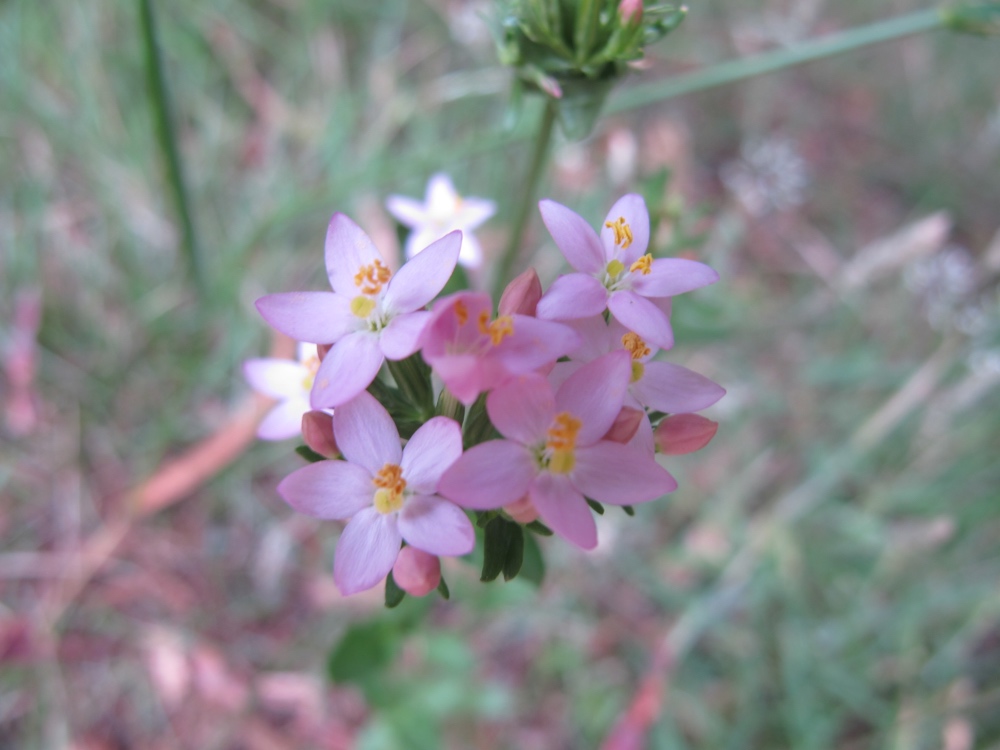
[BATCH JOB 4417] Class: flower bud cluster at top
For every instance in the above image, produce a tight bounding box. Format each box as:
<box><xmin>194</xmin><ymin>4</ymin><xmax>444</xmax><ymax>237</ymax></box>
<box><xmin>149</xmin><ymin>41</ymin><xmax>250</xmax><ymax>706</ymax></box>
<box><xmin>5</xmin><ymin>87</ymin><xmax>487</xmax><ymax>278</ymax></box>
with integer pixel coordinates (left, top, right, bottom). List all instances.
<box><xmin>250</xmin><ymin>193</ymin><xmax>724</xmax><ymax>600</ymax></box>
<box><xmin>494</xmin><ymin>0</ymin><xmax>688</xmax><ymax>137</ymax></box>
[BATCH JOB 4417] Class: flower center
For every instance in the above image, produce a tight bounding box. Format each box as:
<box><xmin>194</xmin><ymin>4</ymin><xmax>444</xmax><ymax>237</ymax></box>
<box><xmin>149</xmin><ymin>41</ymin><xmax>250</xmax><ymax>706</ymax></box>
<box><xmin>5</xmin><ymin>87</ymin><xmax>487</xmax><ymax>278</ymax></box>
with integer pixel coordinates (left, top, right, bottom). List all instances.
<box><xmin>629</xmin><ymin>254</ymin><xmax>653</xmax><ymax>276</ymax></box>
<box><xmin>372</xmin><ymin>463</ymin><xmax>406</xmax><ymax>514</ymax></box>
<box><xmin>621</xmin><ymin>332</ymin><xmax>650</xmax><ymax>360</ymax></box>
<box><xmin>605</xmin><ymin>217</ymin><xmax>633</xmax><ymax>249</ymax></box>
<box><xmin>477</xmin><ymin>310</ymin><xmax>514</xmax><ymax>346</ymax></box>
<box><xmin>545</xmin><ymin>412</ymin><xmax>582</xmax><ymax>475</ymax></box>
<box><xmin>454</xmin><ymin>299</ymin><xmax>469</xmax><ymax>326</ymax></box>
<box><xmin>353</xmin><ymin>259</ymin><xmax>391</xmax><ymax>295</ymax></box>
<box><xmin>351</xmin><ymin>296</ymin><xmax>376</xmax><ymax>318</ymax></box>
<box><xmin>630</xmin><ymin>361</ymin><xmax>645</xmax><ymax>383</ymax></box>
<box><xmin>606</xmin><ymin>259</ymin><xmax>625</xmax><ymax>279</ymax></box>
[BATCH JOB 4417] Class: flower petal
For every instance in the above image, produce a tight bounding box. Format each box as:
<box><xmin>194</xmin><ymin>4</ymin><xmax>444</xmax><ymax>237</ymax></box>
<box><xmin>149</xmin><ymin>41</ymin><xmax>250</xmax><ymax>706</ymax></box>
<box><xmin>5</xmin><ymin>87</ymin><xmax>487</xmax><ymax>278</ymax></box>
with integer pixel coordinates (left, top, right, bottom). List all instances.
<box><xmin>555</xmin><ymin>352</ymin><xmax>631</xmax><ymax>445</ymax></box>
<box><xmin>277</xmin><ymin>460</ymin><xmax>373</xmax><ymax>520</ymax></box>
<box><xmin>257</xmin><ymin>398</ymin><xmax>310</xmax><ymax>440</ymax></box>
<box><xmin>438</xmin><ymin>440</ymin><xmax>536</xmax><ymax>510</ymax></box>
<box><xmin>310</xmin><ymin>331</ymin><xmax>384</xmax><ymax>409</ymax></box>
<box><xmin>608</xmin><ymin>290</ymin><xmax>674</xmax><ymax>351</ymax></box>
<box><xmin>495</xmin><ymin>316</ymin><xmax>584</xmax><ymax>372</ymax></box>
<box><xmin>530</xmin><ymin>473</ymin><xmax>597</xmax><ymax>550</ymax></box>
<box><xmin>244</xmin><ymin>359</ymin><xmax>307</xmax><ymax>400</ymax></box>
<box><xmin>601</xmin><ymin>193</ymin><xmax>649</xmax><ymax>266</ymax></box>
<box><xmin>324</xmin><ymin>214</ymin><xmax>384</xmax><ymax>295</ymax></box>
<box><xmin>539</xmin><ymin>199</ymin><xmax>605</xmax><ymax>274</ymax></box>
<box><xmin>486</xmin><ymin>374</ymin><xmax>555</xmax><ymax>445</ymax></box>
<box><xmin>334</xmin><ymin>507</ymin><xmax>401</xmax><ymax>595</ymax></box>
<box><xmin>383</xmin><ymin>231</ymin><xmax>461</xmax><ymax>313</ymax></box>
<box><xmin>535</xmin><ymin>273</ymin><xmax>608</xmax><ymax>321</ymax></box>
<box><xmin>255</xmin><ymin>292</ymin><xmax>356</xmax><ymax>344</ymax></box>
<box><xmin>333</xmin><ymin>390</ymin><xmax>402</xmax><ymax>474</ymax></box>
<box><xmin>564</xmin><ymin>315</ymin><xmax>616</xmax><ymax>361</ymax></box>
<box><xmin>385</xmin><ymin>195</ymin><xmax>427</xmax><ymax>228</ymax></box>
<box><xmin>572</xmin><ymin>441</ymin><xmax>677</xmax><ymax>504</ymax></box>
<box><xmin>379</xmin><ymin>311</ymin><xmax>431</xmax><ymax>360</ymax></box>
<box><xmin>401</xmin><ymin>416</ymin><xmax>464</xmax><ymax>494</ymax></box>
<box><xmin>630</xmin><ymin>361</ymin><xmax>726</xmax><ymax>414</ymax></box>
<box><xmin>455</xmin><ymin>198</ymin><xmax>496</xmax><ymax>230</ymax></box>
<box><xmin>398</xmin><ymin>494</ymin><xmax>475</xmax><ymax>556</ymax></box>
<box><xmin>632</xmin><ymin>258</ymin><xmax>719</xmax><ymax>298</ymax></box>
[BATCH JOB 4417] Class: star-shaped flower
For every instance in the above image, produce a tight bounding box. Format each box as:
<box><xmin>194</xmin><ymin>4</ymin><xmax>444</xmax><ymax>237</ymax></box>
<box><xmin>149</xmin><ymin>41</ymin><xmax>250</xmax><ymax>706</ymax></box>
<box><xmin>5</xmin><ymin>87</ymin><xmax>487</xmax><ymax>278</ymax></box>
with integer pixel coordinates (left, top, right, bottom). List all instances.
<box><xmin>243</xmin><ymin>343</ymin><xmax>321</xmax><ymax>440</ymax></box>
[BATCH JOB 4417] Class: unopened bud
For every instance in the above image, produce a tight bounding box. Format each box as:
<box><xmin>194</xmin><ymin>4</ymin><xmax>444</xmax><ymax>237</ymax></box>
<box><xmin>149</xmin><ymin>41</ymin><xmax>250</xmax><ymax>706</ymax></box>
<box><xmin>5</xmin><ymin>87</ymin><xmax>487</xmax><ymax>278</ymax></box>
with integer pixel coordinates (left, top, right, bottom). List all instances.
<box><xmin>317</xmin><ymin>343</ymin><xmax>333</xmax><ymax>361</ymax></box>
<box><xmin>505</xmin><ymin>494</ymin><xmax>539</xmax><ymax>524</ymax></box>
<box><xmin>619</xmin><ymin>0</ymin><xmax>643</xmax><ymax>26</ymax></box>
<box><xmin>499</xmin><ymin>267</ymin><xmax>543</xmax><ymax>317</ymax></box>
<box><xmin>392</xmin><ymin>547</ymin><xmax>440</xmax><ymax>596</ymax></box>
<box><xmin>654</xmin><ymin>414</ymin><xmax>718</xmax><ymax>455</ymax></box>
<box><xmin>603</xmin><ymin>406</ymin><xmax>644</xmax><ymax>444</ymax></box>
<box><xmin>301</xmin><ymin>410</ymin><xmax>339</xmax><ymax>458</ymax></box>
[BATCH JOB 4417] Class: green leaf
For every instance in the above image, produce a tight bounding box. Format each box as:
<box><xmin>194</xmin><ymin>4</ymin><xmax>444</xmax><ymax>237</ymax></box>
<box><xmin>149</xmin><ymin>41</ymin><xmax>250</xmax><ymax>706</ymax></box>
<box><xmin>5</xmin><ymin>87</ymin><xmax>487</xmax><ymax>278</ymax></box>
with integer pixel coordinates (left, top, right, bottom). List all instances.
<box><xmin>384</xmin><ymin>571</ymin><xmax>406</xmax><ymax>609</ymax></box>
<box><xmin>503</xmin><ymin>523</ymin><xmax>525</xmax><ymax>581</ymax></box>
<box><xmin>622</xmin><ymin>504</ymin><xmax>635</xmax><ymax>516</ymax></box>
<box><xmin>481</xmin><ymin>516</ymin><xmax>516</xmax><ymax>582</ymax></box>
<box><xmin>519</xmin><ymin>531</ymin><xmax>546</xmax><ymax>587</ymax></box>
<box><xmin>436</xmin><ymin>574</ymin><xmax>450</xmax><ymax>600</ymax></box>
<box><xmin>585</xmin><ymin>497</ymin><xmax>605</xmax><ymax>515</ymax></box>
<box><xmin>327</xmin><ymin>620</ymin><xmax>400</xmax><ymax>686</ymax></box>
<box><xmin>526</xmin><ymin>520</ymin><xmax>554</xmax><ymax>536</ymax></box>
<box><xmin>295</xmin><ymin>445</ymin><xmax>326</xmax><ymax>463</ymax></box>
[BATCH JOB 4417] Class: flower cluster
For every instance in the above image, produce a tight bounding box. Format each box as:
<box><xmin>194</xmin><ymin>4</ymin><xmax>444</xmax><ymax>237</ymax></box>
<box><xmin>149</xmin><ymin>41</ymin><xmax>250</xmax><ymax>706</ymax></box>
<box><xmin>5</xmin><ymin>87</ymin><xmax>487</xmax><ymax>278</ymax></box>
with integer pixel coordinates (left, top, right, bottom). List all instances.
<box><xmin>249</xmin><ymin>193</ymin><xmax>723</xmax><ymax>602</ymax></box>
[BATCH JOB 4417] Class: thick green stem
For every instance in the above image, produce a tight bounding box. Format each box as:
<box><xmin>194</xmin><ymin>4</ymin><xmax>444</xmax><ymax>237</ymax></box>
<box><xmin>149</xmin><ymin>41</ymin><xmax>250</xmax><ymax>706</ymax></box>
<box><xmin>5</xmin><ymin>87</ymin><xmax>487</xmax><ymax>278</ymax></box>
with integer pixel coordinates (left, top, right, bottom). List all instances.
<box><xmin>493</xmin><ymin>97</ymin><xmax>558</xmax><ymax>300</ymax></box>
<box><xmin>139</xmin><ymin>0</ymin><xmax>206</xmax><ymax>297</ymax></box>
<box><xmin>607</xmin><ymin>8</ymin><xmax>944</xmax><ymax>113</ymax></box>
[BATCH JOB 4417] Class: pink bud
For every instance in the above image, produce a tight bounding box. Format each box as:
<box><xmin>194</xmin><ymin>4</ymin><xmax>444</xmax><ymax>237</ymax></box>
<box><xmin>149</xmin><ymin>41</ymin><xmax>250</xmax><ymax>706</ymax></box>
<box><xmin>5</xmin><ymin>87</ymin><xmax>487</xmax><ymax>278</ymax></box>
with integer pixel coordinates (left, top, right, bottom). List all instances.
<box><xmin>301</xmin><ymin>411</ymin><xmax>339</xmax><ymax>458</ymax></box>
<box><xmin>603</xmin><ymin>406</ymin><xmax>644</xmax><ymax>444</ymax></box>
<box><xmin>618</xmin><ymin>0</ymin><xmax>643</xmax><ymax>25</ymax></box>
<box><xmin>505</xmin><ymin>494</ymin><xmax>539</xmax><ymax>524</ymax></box>
<box><xmin>654</xmin><ymin>414</ymin><xmax>718</xmax><ymax>455</ymax></box>
<box><xmin>392</xmin><ymin>547</ymin><xmax>440</xmax><ymax>597</ymax></box>
<box><xmin>498</xmin><ymin>267</ymin><xmax>543</xmax><ymax>317</ymax></box>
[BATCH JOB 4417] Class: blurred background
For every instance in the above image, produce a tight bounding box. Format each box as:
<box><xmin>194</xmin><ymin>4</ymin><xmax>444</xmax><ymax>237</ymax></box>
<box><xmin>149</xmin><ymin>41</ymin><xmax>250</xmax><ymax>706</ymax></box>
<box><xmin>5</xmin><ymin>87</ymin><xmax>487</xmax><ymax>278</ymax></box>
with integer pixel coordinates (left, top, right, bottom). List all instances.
<box><xmin>2</xmin><ymin>0</ymin><xmax>1000</xmax><ymax>747</ymax></box>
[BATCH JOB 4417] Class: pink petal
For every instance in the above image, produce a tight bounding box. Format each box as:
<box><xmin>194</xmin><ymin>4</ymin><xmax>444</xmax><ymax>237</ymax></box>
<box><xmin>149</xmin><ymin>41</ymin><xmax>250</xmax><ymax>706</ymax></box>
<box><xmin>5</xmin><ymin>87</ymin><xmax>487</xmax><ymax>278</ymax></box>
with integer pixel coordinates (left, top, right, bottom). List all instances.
<box><xmin>383</xmin><ymin>231</ymin><xmax>461</xmax><ymax>313</ymax></box>
<box><xmin>277</xmin><ymin>460</ymin><xmax>373</xmax><ymax>520</ymax></box>
<box><xmin>546</xmin><ymin>360</ymin><xmax>581</xmax><ymax>393</ymax></box>
<box><xmin>601</xmin><ymin>194</ymin><xmax>649</xmax><ymax>266</ymax></box>
<box><xmin>437</xmin><ymin>440</ymin><xmax>537</xmax><ymax>510</ymax></box>
<box><xmin>564</xmin><ymin>315</ymin><xmax>616</xmax><ymax>361</ymax></box>
<box><xmin>555</xmin><ymin>352</ymin><xmax>631</xmax><ymax>445</ymax></box>
<box><xmin>255</xmin><ymin>292</ymin><xmax>356</xmax><ymax>344</ymax></box>
<box><xmin>529</xmin><ymin>473</ymin><xmax>597</xmax><ymax>550</ymax></box>
<box><xmin>401</xmin><ymin>416</ymin><xmax>464</xmax><ymax>494</ymax></box>
<box><xmin>538</xmin><ymin>200</ymin><xmax>605</xmax><ymax>274</ymax></box>
<box><xmin>572</xmin><ymin>441</ymin><xmax>677</xmax><ymax>504</ymax></box>
<box><xmin>324</xmin><ymin>214</ymin><xmax>383</xmax><ymax>295</ymax></box>
<box><xmin>398</xmin><ymin>495</ymin><xmax>475</xmax><ymax>556</ymax></box>
<box><xmin>333</xmin><ymin>390</ymin><xmax>401</xmax><ymax>474</ymax></box>
<box><xmin>486</xmin><ymin>374</ymin><xmax>555</xmax><ymax>445</ymax></box>
<box><xmin>256</xmin><ymin>398</ymin><xmax>309</xmax><ymax>440</ymax></box>
<box><xmin>631</xmin><ymin>258</ymin><xmax>719</xmax><ymax>298</ymax></box>
<box><xmin>392</xmin><ymin>547</ymin><xmax>440</xmax><ymax>596</ymax></box>
<box><xmin>379</xmin><ymin>311</ymin><xmax>430</xmax><ymax>360</ymax></box>
<box><xmin>608</xmin><ymin>291</ymin><xmax>674</xmax><ymax>351</ymax></box>
<box><xmin>535</xmin><ymin>273</ymin><xmax>607</xmax><ymax>320</ymax></box>
<box><xmin>385</xmin><ymin>195</ymin><xmax>426</xmax><ymax>228</ymax></box>
<box><xmin>334</xmin><ymin>508</ymin><xmax>401</xmax><ymax>595</ymax></box>
<box><xmin>495</xmin><ymin>316</ymin><xmax>583</xmax><ymax>373</ymax></box>
<box><xmin>310</xmin><ymin>332</ymin><xmax>384</xmax><ymax>409</ymax></box>
<box><xmin>427</xmin><ymin>353</ymin><xmax>491</xmax><ymax>406</ymax></box>
<box><xmin>630</xmin><ymin>362</ymin><xmax>726</xmax><ymax>414</ymax></box>
<box><xmin>244</xmin><ymin>359</ymin><xmax>306</xmax><ymax>399</ymax></box>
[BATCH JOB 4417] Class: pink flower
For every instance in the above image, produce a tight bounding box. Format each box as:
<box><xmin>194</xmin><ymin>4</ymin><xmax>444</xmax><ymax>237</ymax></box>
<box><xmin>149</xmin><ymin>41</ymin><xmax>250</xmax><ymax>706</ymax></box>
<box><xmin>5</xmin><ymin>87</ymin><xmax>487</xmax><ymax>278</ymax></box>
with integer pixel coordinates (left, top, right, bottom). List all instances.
<box><xmin>438</xmin><ymin>353</ymin><xmax>676</xmax><ymax>549</ymax></box>
<box><xmin>419</xmin><ymin>291</ymin><xmax>582</xmax><ymax>405</ymax></box>
<box><xmin>277</xmin><ymin>391</ymin><xmax>473</xmax><ymax>595</ymax></box>
<box><xmin>535</xmin><ymin>194</ymin><xmax>718</xmax><ymax>350</ymax></box>
<box><xmin>255</xmin><ymin>214</ymin><xmax>460</xmax><ymax>409</ymax></box>
<box><xmin>392</xmin><ymin>547</ymin><xmax>441</xmax><ymax>597</ymax></box>
<box><xmin>244</xmin><ymin>343</ymin><xmax>322</xmax><ymax>440</ymax></box>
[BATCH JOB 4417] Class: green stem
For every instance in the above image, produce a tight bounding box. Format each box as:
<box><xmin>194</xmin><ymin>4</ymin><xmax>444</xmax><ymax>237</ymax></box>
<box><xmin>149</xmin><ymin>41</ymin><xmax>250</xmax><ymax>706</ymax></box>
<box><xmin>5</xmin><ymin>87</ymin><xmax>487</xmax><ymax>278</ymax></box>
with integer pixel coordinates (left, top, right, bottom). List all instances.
<box><xmin>139</xmin><ymin>0</ymin><xmax>206</xmax><ymax>297</ymax></box>
<box><xmin>607</xmin><ymin>8</ymin><xmax>944</xmax><ymax>114</ymax></box>
<box><xmin>493</xmin><ymin>97</ymin><xmax>558</xmax><ymax>300</ymax></box>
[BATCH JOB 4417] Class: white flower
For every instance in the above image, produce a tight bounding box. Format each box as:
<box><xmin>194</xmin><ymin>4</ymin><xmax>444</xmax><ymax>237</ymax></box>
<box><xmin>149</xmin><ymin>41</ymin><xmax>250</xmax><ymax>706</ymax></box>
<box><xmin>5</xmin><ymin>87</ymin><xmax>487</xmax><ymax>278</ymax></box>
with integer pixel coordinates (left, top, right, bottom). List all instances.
<box><xmin>244</xmin><ymin>343</ymin><xmax>322</xmax><ymax>440</ymax></box>
<box><xmin>386</xmin><ymin>173</ymin><xmax>495</xmax><ymax>268</ymax></box>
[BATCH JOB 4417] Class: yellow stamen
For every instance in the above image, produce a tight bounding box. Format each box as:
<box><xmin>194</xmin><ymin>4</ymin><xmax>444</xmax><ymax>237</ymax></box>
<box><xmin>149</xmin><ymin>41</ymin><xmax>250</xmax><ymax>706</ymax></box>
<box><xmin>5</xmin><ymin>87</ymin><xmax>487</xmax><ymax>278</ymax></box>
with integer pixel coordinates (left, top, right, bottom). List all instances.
<box><xmin>353</xmin><ymin>259</ymin><xmax>391</xmax><ymax>295</ymax></box>
<box><xmin>605</xmin><ymin>217</ymin><xmax>633</xmax><ymax>249</ymax></box>
<box><xmin>372</xmin><ymin>463</ymin><xmax>406</xmax><ymax>514</ymax></box>
<box><xmin>606</xmin><ymin>259</ymin><xmax>625</xmax><ymax>278</ymax></box>
<box><xmin>351</xmin><ymin>296</ymin><xmax>376</xmax><ymax>318</ymax></box>
<box><xmin>545</xmin><ymin>412</ymin><xmax>582</xmax><ymax>475</ymax></box>
<box><xmin>454</xmin><ymin>299</ymin><xmax>469</xmax><ymax>326</ymax></box>
<box><xmin>629</xmin><ymin>254</ymin><xmax>653</xmax><ymax>276</ymax></box>
<box><xmin>621</xmin><ymin>332</ymin><xmax>651</xmax><ymax>360</ymax></box>
<box><xmin>477</xmin><ymin>310</ymin><xmax>515</xmax><ymax>346</ymax></box>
